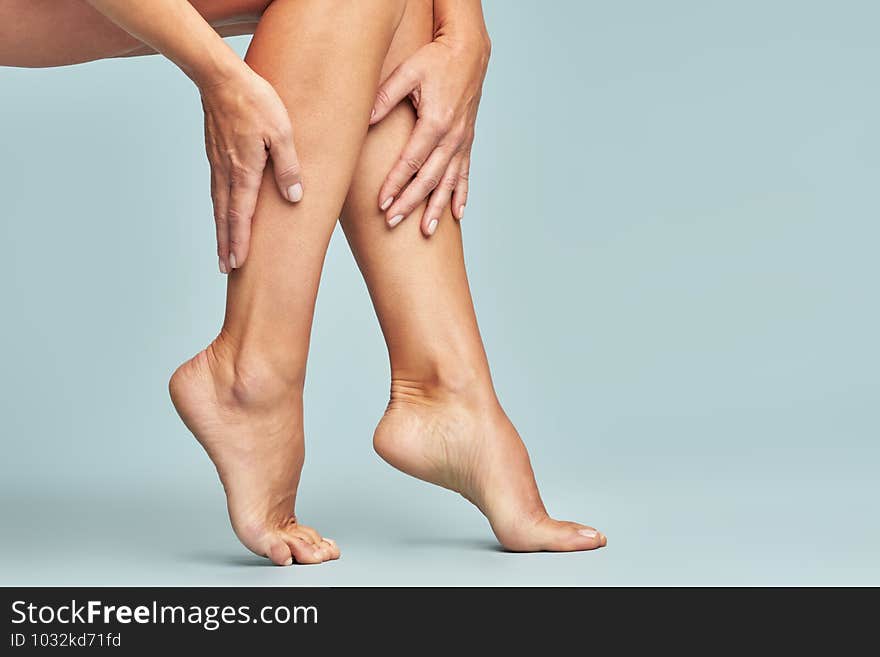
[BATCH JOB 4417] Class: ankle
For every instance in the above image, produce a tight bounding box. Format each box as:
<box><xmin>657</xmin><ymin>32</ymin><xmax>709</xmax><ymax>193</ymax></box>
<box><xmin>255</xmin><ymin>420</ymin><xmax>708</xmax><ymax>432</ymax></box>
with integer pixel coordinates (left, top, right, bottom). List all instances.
<box><xmin>209</xmin><ymin>332</ymin><xmax>305</xmax><ymax>408</ymax></box>
<box><xmin>389</xmin><ymin>360</ymin><xmax>495</xmax><ymax>407</ymax></box>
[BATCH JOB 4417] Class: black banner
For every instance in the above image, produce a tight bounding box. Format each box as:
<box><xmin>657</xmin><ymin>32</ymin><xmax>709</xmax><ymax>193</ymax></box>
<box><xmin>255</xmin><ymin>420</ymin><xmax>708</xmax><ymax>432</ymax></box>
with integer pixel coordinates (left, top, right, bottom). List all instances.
<box><xmin>0</xmin><ymin>586</ymin><xmax>870</xmax><ymax>650</ymax></box>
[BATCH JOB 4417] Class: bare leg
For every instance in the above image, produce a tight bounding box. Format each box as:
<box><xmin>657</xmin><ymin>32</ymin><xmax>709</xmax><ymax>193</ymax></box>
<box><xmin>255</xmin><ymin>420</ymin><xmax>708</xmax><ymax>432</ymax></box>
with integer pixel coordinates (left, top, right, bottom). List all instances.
<box><xmin>170</xmin><ymin>0</ymin><xmax>414</xmax><ymax>565</ymax></box>
<box><xmin>340</xmin><ymin>26</ymin><xmax>607</xmax><ymax>553</ymax></box>
<box><xmin>0</xmin><ymin>0</ymin><xmax>273</xmax><ymax>66</ymax></box>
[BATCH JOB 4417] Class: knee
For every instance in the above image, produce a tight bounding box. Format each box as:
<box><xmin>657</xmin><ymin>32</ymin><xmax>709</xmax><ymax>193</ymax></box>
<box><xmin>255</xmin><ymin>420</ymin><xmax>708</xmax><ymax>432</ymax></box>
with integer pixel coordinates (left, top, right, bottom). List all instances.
<box><xmin>250</xmin><ymin>0</ymin><xmax>279</xmax><ymax>16</ymax></box>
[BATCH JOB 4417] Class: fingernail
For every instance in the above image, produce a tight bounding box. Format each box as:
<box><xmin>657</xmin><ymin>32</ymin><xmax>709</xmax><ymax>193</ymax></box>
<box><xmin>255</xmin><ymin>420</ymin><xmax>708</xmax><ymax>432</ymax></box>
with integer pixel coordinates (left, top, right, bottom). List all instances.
<box><xmin>427</xmin><ymin>219</ymin><xmax>438</xmax><ymax>235</ymax></box>
<box><xmin>370</xmin><ymin>107</ymin><xmax>376</xmax><ymax>120</ymax></box>
<box><xmin>458</xmin><ymin>204</ymin><xmax>465</xmax><ymax>219</ymax></box>
<box><xmin>219</xmin><ymin>257</ymin><xmax>228</xmax><ymax>275</ymax></box>
<box><xmin>229</xmin><ymin>253</ymin><xmax>237</xmax><ymax>270</ymax></box>
<box><xmin>287</xmin><ymin>182</ymin><xmax>303</xmax><ymax>202</ymax></box>
<box><xmin>388</xmin><ymin>214</ymin><xmax>404</xmax><ymax>227</ymax></box>
<box><xmin>380</xmin><ymin>196</ymin><xmax>394</xmax><ymax>211</ymax></box>
<box><xmin>283</xmin><ymin>557</ymin><xmax>293</xmax><ymax>566</ymax></box>
<box><xmin>578</xmin><ymin>529</ymin><xmax>598</xmax><ymax>539</ymax></box>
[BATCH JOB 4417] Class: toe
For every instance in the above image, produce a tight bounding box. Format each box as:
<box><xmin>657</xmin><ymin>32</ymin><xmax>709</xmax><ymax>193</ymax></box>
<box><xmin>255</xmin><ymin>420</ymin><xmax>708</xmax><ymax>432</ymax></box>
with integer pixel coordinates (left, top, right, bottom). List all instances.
<box><xmin>295</xmin><ymin>525</ymin><xmax>322</xmax><ymax>546</ymax></box>
<box><xmin>563</xmin><ymin>523</ymin><xmax>606</xmax><ymax>551</ymax></box>
<box><xmin>265</xmin><ymin>540</ymin><xmax>294</xmax><ymax>566</ymax></box>
<box><xmin>519</xmin><ymin>518</ymin><xmax>605</xmax><ymax>552</ymax></box>
<box><xmin>285</xmin><ymin>535</ymin><xmax>323</xmax><ymax>564</ymax></box>
<box><xmin>320</xmin><ymin>538</ymin><xmax>341</xmax><ymax>560</ymax></box>
<box><xmin>497</xmin><ymin>516</ymin><xmax>607</xmax><ymax>552</ymax></box>
<box><xmin>288</xmin><ymin>526</ymin><xmax>316</xmax><ymax>545</ymax></box>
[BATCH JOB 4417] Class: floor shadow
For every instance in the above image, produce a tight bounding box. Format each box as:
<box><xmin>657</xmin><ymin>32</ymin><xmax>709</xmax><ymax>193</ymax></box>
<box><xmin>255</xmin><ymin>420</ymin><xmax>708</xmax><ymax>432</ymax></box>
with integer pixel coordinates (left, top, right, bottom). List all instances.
<box><xmin>178</xmin><ymin>550</ymin><xmax>340</xmax><ymax>567</ymax></box>
<box><xmin>397</xmin><ymin>536</ymin><xmax>505</xmax><ymax>552</ymax></box>
<box><xmin>179</xmin><ymin>537</ymin><xmax>507</xmax><ymax>567</ymax></box>
<box><xmin>178</xmin><ymin>551</ymin><xmax>270</xmax><ymax>567</ymax></box>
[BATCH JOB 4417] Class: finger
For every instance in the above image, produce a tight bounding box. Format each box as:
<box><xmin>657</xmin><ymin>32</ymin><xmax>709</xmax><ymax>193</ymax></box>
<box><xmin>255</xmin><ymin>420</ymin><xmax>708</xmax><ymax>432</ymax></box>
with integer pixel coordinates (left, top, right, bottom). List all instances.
<box><xmin>421</xmin><ymin>152</ymin><xmax>463</xmax><ymax>237</ymax></box>
<box><xmin>211</xmin><ymin>168</ymin><xmax>230</xmax><ymax>274</ymax></box>
<box><xmin>385</xmin><ymin>144</ymin><xmax>454</xmax><ymax>228</ymax></box>
<box><xmin>226</xmin><ymin>167</ymin><xmax>261</xmax><ymax>270</ymax></box>
<box><xmin>370</xmin><ymin>62</ymin><xmax>419</xmax><ymax>125</ymax></box>
<box><xmin>269</xmin><ymin>123</ymin><xmax>304</xmax><ymax>203</ymax></box>
<box><xmin>452</xmin><ymin>151</ymin><xmax>470</xmax><ymax>220</ymax></box>
<box><xmin>377</xmin><ymin>118</ymin><xmax>444</xmax><ymax>213</ymax></box>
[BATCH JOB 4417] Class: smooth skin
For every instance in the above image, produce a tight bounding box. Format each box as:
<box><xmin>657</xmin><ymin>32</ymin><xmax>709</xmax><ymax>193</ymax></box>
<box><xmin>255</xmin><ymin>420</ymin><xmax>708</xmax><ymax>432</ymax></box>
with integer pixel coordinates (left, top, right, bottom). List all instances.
<box><xmin>2</xmin><ymin>0</ymin><xmax>606</xmax><ymax>565</ymax></box>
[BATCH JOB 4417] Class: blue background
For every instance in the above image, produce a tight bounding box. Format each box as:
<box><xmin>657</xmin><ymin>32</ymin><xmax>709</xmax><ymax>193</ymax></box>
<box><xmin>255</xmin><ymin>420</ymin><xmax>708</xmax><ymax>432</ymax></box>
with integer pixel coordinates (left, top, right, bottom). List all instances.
<box><xmin>1</xmin><ymin>1</ymin><xmax>877</xmax><ymax>584</ymax></box>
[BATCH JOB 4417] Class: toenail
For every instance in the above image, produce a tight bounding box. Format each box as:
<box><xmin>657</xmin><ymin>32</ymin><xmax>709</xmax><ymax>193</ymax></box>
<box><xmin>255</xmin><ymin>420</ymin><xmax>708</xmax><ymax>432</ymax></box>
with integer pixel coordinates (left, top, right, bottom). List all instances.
<box><xmin>578</xmin><ymin>529</ymin><xmax>598</xmax><ymax>539</ymax></box>
<box><xmin>283</xmin><ymin>557</ymin><xmax>293</xmax><ymax>566</ymax></box>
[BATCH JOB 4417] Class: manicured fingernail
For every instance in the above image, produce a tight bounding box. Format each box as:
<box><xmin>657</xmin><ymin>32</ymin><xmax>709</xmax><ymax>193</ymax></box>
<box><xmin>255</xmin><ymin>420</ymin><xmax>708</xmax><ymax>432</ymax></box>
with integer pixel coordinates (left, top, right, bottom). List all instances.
<box><xmin>388</xmin><ymin>214</ymin><xmax>404</xmax><ymax>227</ymax></box>
<box><xmin>229</xmin><ymin>253</ymin><xmax>237</xmax><ymax>270</ymax></box>
<box><xmin>458</xmin><ymin>205</ymin><xmax>465</xmax><ymax>219</ymax></box>
<box><xmin>283</xmin><ymin>557</ymin><xmax>293</xmax><ymax>566</ymax></box>
<box><xmin>219</xmin><ymin>257</ymin><xmax>228</xmax><ymax>275</ymax></box>
<box><xmin>427</xmin><ymin>219</ymin><xmax>438</xmax><ymax>235</ymax></box>
<box><xmin>380</xmin><ymin>196</ymin><xmax>394</xmax><ymax>211</ymax></box>
<box><xmin>287</xmin><ymin>182</ymin><xmax>303</xmax><ymax>202</ymax></box>
<box><xmin>578</xmin><ymin>529</ymin><xmax>597</xmax><ymax>538</ymax></box>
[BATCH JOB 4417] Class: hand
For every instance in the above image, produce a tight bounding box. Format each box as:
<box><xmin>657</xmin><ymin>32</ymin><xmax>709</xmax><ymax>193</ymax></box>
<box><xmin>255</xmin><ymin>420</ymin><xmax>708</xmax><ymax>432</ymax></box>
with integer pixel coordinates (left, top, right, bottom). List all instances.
<box><xmin>200</xmin><ymin>66</ymin><xmax>303</xmax><ymax>273</ymax></box>
<box><xmin>370</xmin><ymin>31</ymin><xmax>490</xmax><ymax>236</ymax></box>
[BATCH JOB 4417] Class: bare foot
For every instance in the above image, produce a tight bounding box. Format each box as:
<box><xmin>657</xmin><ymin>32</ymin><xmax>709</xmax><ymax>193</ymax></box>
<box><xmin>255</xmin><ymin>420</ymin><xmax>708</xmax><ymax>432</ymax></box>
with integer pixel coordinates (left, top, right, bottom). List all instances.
<box><xmin>373</xmin><ymin>380</ymin><xmax>606</xmax><ymax>552</ymax></box>
<box><xmin>169</xmin><ymin>336</ymin><xmax>339</xmax><ymax>566</ymax></box>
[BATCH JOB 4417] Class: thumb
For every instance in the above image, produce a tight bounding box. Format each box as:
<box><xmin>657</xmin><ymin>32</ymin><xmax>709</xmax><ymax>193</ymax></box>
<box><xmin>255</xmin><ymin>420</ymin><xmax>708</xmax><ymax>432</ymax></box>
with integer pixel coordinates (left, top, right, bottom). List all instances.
<box><xmin>269</xmin><ymin>128</ymin><xmax>304</xmax><ymax>203</ymax></box>
<box><xmin>370</xmin><ymin>63</ymin><xmax>419</xmax><ymax>125</ymax></box>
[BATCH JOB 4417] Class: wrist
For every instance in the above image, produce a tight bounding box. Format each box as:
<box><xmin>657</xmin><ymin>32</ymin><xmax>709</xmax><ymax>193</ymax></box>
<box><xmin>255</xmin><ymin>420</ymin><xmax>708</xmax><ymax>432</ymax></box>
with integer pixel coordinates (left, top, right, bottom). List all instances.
<box><xmin>434</xmin><ymin>21</ymin><xmax>490</xmax><ymax>63</ymax></box>
<box><xmin>433</xmin><ymin>1</ymin><xmax>491</xmax><ymax>54</ymax></box>
<box><xmin>437</xmin><ymin>28</ymin><xmax>491</xmax><ymax>68</ymax></box>
<box><xmin>188</xmin><ymin>44</ymin><xmax>249</xmax><ymax>91</ymax></box>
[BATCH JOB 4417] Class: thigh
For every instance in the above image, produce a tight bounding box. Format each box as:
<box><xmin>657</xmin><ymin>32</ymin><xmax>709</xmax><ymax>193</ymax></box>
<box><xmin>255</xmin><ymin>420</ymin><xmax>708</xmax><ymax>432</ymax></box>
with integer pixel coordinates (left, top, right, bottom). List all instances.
<box><xmin>0</xmin><ymin>0</ymin><xmax>271</xmax><ymax>67</ymax></box>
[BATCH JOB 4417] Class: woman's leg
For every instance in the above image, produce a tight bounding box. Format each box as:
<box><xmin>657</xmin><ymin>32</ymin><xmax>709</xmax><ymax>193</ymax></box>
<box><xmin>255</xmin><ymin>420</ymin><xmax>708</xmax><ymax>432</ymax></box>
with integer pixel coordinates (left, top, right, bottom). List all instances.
<box><xmin>170</xmin><ymin>0</ymin><xmax>413</xmax><ymax>566</ymax></box>
<box><xmin>340</xmin><ymin>36</ymin><xmax>607</xmax><ymax>553</ymax></box>
<box><xmin>0</xmin><ymin>0</ymin><xmax>272</xmax><ymax>66</ymax></box>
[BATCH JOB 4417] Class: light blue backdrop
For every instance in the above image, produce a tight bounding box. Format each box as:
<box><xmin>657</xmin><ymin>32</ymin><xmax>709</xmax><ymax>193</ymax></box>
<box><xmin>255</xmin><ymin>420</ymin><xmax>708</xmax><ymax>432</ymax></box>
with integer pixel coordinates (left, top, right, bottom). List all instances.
<box><xmin>1</xmin><ymin>1</ymin><xmax>877</xmax><ymax>585</ymax></box>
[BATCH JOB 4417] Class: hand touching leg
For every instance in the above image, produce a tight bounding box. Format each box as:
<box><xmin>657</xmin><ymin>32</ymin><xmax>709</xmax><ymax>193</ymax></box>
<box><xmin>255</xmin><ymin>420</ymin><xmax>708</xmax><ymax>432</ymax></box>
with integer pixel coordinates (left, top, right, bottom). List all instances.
<box><xmin>339</xmin><ymin>6</ymin><xmax>606</xmax><ymax>551</ymax></box>
<box><xmin>170</xmin><ymin>0</ymin><xmax>408</xmax><ymax>565</ymax></box>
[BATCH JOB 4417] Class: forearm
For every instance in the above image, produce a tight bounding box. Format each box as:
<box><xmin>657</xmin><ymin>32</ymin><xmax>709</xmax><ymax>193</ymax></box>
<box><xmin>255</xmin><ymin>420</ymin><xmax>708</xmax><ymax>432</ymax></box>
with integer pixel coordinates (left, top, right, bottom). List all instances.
<box><xmin>432</xmin><ymin>0</ymin><xmax>491</xmax><ymax>49</ymax></box>
<box><xmin>85</xmin><ymin>0</ymin><xmax>244</xmax><ymax>87</ymax></box>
